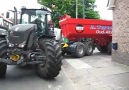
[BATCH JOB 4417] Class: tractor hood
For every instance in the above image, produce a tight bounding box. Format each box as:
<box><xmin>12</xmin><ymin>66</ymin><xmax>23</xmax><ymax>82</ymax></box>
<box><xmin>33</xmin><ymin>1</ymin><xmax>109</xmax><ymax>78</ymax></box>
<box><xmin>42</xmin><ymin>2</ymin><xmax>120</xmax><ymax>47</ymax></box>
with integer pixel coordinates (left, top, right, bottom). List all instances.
<box><xmin>8</xmin><ymin>24</ymin><xmax>37</xmax><ymax>46</ymax></box>
<box><xmin>9</xmin><ymin>24</ymin><xmax>37</xmax><ymax>32</ymax></box>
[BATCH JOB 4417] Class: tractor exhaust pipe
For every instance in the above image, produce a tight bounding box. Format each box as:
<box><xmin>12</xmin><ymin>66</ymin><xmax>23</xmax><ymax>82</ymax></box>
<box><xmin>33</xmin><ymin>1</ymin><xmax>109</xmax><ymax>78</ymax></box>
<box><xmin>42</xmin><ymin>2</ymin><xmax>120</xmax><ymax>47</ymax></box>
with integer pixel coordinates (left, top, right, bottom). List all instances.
<box><xmin>13</xmin><ymin>7</ymin><xmax>18</xmax><ymax>25</ymax></box>
<box><xmin>6</xmin><ymin>6</ymin><xmax>18</xmax><ymax>25</ymax></box>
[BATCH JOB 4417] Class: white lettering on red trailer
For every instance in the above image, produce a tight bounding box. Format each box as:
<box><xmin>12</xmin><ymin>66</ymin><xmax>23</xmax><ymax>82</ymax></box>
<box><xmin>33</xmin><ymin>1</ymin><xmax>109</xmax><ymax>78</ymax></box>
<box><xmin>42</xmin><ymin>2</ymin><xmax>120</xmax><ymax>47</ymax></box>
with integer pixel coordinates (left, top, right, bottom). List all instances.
<box><xmin>96</xmin><ymin>30</ymin><xmax>112</xmax><ymax>34</ymax></box>
<box><xmin>90</xmin><ymin>25</ymin><xmax>112</xmax><ymax>31</ymax></box>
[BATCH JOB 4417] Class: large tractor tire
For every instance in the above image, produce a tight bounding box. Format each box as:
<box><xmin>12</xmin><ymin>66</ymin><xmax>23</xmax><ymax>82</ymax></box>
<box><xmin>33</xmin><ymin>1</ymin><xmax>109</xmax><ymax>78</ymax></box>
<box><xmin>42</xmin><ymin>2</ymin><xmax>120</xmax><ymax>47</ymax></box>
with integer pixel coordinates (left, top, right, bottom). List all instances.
<box><xmin>84</xmin><ymin>42</ymin><xmax>94</xmax><ymax>56</ymax></box>
<box><xmin>107</xmin><ymin>41</ymin><xmax>112</xmax><ymax>55</ymax></box>
<box><xmin>72</xmin><ymin>42</ymin><xmax>85</xmax><ymax>58</ymax></box>
<box><xmin>0</xmin><ymin>38</ymin><xmax>7</xmax><ymax>78</ymax></box>
<box><xmin>36</xmin><ymin>39</ymin><xmax>62</xmax><ymax>79</ymax></box>
<box><xmin>97</xmin><ymin>44</ymin><xmax>108</xmax><ymax>53</ymax></box>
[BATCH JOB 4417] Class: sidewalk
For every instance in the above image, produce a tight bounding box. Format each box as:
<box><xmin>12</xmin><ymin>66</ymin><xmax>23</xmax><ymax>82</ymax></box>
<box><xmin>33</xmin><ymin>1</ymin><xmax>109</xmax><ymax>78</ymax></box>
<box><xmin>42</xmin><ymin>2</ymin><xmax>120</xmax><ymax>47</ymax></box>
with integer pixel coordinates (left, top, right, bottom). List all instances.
<box><xmin>62</xmin><ymin>51</ymin><xmax>129</xmax><ymax>90</ymax></box>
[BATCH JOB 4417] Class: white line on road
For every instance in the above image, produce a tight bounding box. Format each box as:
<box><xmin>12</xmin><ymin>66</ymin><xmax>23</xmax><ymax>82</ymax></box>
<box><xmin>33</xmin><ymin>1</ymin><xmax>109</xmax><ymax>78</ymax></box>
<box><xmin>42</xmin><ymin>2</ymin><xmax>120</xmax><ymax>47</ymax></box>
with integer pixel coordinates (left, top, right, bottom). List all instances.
<box><xmin>66</xmin><ymin>59</ymin><xmax>92</xmax><ymax>69</ymax></box>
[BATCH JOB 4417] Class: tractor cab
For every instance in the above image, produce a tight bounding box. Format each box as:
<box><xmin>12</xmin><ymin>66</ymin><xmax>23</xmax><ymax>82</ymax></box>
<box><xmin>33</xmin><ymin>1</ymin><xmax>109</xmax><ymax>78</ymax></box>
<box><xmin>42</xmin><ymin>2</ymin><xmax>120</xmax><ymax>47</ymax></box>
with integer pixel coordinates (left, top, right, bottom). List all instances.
<box><xmin>6</xmin><ymin>5</ymin><xmax>54</xmax><ymax>36</ymax></box>
<box><xmin>20</xmin><ymin>6</ymin><xmax>53</xmax><ymax>36</ymax></box>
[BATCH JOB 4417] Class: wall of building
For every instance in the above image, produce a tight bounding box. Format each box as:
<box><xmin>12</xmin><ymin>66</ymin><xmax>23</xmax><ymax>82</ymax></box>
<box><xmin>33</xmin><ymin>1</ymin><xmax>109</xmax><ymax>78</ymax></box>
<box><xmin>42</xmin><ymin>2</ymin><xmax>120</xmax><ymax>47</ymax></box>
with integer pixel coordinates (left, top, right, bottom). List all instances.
<box><xmin>112</xmin><ymin>0</ymin><xmax>129</xmax><ymax>65</ymax></box>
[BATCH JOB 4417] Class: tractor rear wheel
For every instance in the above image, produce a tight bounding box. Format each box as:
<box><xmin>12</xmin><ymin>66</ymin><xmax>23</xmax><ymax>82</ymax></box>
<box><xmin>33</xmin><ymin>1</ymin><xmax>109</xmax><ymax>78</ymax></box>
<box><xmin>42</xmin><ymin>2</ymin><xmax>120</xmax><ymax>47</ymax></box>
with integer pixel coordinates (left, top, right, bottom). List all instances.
<box><xmin>36</xmin><ymin>39</ymin><xmax>62</xmax><ymax>79</ymax></box>
<box><xmin>97</xmin><ymin>44</ymin><xmax>108</xmax><ymax>53</ymax></box>
<box><xmin>0</xmin><ymin>38</ymin><xmax>7</xmax><ymax>78</ymax></box>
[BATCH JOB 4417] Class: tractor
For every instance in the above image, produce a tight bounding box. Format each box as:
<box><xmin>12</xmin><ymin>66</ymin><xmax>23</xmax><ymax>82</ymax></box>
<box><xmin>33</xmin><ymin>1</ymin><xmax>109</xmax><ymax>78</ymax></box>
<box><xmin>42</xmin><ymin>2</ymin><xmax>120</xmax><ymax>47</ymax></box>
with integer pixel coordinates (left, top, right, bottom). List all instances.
<box><xmin>0</xmin><ymin>5</ymin><xmax>62</xmax><ymax>79</ymax></box>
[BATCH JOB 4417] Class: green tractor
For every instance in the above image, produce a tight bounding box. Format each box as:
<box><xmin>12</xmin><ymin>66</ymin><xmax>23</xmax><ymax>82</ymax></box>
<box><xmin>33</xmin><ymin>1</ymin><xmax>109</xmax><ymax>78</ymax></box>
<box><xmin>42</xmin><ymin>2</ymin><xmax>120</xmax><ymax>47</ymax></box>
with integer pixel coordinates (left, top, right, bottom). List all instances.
<box><xmin>0</xmin><ymin>6</ymin><xmax>62</xmax><ymax>79</ymax></box>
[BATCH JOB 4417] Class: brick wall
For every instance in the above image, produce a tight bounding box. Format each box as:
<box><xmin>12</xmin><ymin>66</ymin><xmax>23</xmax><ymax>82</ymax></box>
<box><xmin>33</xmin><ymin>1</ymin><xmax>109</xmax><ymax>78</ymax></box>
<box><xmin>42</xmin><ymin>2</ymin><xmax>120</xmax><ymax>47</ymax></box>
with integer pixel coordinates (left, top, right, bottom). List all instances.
<box><xmin>112</xmin><ymin>0</ymin><xmax>129</xmax><ymax>65</ymax></box>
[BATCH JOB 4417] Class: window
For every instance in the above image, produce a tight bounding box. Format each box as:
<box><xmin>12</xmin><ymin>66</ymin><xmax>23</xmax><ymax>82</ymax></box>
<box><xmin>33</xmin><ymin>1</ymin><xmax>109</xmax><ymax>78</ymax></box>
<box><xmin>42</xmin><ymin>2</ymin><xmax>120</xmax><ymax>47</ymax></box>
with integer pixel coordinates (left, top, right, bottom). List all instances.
<box><xmin>21</xmin><ymin>9</ymin><xmax>53</xmax><ymax>34</ymax></box>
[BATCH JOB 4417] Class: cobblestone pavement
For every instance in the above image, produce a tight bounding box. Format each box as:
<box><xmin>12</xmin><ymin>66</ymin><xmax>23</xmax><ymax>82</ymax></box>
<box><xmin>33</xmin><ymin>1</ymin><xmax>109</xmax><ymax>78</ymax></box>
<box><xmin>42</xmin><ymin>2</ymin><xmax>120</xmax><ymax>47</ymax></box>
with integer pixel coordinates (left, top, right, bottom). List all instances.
<box><xmin>62</xmin><ymin>49</ymin><xmax>129</xmax><ymax>90</ymax></box>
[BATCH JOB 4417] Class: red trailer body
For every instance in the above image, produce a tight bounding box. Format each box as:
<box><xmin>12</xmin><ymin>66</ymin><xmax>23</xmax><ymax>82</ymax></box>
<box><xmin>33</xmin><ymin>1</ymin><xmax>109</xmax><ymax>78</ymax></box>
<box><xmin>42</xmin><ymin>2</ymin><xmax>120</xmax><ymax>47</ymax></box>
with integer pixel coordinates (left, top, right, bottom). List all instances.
<box><xmin>59</xmin><ymin>14</ymin><xmax>112</xmax><ymax>58</ymax></box>
<box><xmin>59</xmin><ymin>14</ymin><xmax>112</xmax><ymax>46</ymax></box>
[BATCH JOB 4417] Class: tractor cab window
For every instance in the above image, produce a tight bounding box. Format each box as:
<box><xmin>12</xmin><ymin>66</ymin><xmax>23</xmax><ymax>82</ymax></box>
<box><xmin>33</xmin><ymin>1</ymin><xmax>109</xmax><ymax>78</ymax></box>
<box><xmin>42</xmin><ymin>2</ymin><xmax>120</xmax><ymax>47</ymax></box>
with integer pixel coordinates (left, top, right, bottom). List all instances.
<box><xmin>21</xmin><ymin>9</ymin><xmax>50</xmax><ymax>34</ymax></box>
<box><xmin>22</xmin><ymin>14</ymin><xmax>29</xmax><ymax>24</ymax></box>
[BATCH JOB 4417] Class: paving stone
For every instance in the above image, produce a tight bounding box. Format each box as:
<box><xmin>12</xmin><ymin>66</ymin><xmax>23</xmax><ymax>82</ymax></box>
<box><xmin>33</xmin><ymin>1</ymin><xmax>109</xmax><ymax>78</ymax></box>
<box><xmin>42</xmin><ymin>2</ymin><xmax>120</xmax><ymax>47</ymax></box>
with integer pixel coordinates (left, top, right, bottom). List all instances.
<box><xmin>66</xmin><ymin>59</ymin><xmax>92</xmax><ymax>69</ymax></box>
<box><xmin>87</xmin><ymin>65</ymin><xmax>129</xmax><ymax>77</ymax></box>
<box><xmin>76</xmin><ymin>69</ymin><xmax>95</xmax><ymax>78</ymax></box>
<box><xmin>74</xmin><ymin>85</ymin><xmax>96</xmax><ymax>90</ymax></box>
<box><xmin>70</xmin><ymin>76</ymin><xmax>90</xmax><ymax>87</ymax></box>
<box><xmin>93</xmin><ymin>84</ymin><xmax>112</xmax><ymax>90</ymax></box>
<box><xmin>86</xmin><ymin>60</ymin><xmax>122</xmax><ymax>68</ymax></box>
<box><xmin>98</xmin><ymin>72</ymin><xmax>129</xmax><ymax>90</ymax></box>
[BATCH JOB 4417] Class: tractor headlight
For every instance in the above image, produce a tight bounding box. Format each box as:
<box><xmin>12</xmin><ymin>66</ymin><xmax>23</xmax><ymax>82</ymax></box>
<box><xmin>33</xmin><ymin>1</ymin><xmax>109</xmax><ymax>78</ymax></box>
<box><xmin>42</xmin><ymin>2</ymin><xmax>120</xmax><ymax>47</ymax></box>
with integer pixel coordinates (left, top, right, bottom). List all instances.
<box><xmin>18</xmin><ymin>41</ymin><xmax>26</xmax><ymax>48</ymax></box>
<box><xmin>9</xmin><ymin>43</ymin><xmax>14</xmax><ymax>47</ymax></box>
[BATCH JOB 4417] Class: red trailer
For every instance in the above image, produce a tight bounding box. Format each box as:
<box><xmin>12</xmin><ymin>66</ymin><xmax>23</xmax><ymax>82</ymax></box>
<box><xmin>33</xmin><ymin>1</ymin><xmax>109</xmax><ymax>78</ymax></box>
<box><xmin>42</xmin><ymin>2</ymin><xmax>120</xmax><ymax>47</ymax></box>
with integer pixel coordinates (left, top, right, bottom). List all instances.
<box><xmin>59</xmin><ymin>14</ymin><xmax>112</xmax><ymax>58</ymax></box>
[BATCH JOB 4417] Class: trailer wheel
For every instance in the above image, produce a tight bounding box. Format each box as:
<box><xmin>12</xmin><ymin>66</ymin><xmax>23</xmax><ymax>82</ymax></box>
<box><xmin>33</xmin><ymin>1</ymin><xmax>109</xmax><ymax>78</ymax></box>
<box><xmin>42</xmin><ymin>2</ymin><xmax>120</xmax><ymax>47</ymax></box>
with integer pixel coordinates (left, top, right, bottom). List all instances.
<box><xmin>107</xmin><ymin>42</ymin><xmax>112</xmax><ymax>55</ymax></box>
<box><xmin>36</xmin><ymin>39</ymin><xmax>62</xmax><ymax>79</ymax></box>
<box><xmin>72</xmin><ymin>42</ymin><xmax>85</xmax><ymax>58</ymax></box>
<box><xmin>85</xmin><ymin>42</ymin><xmax>94</xmax><ymax>56</ymax></box>
<box><xmin>0</xmin><ymin>38</ymin><xmax>7</xmax><ymax>78</ymax></box>
<box><xmin>97</xmin><ymin>45</ymin><xmax>108</xmax><ymax>53</ymax></box>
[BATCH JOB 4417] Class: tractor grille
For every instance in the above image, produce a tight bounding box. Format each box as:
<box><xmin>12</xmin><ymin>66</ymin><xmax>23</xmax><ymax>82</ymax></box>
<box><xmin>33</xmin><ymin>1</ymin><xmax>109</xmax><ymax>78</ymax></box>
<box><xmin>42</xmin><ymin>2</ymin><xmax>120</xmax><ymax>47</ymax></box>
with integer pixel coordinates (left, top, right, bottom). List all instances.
<box><xmin>8</xmin><ymin>31</ymin><xmax>25</xmax><ymax>44</ymax></box>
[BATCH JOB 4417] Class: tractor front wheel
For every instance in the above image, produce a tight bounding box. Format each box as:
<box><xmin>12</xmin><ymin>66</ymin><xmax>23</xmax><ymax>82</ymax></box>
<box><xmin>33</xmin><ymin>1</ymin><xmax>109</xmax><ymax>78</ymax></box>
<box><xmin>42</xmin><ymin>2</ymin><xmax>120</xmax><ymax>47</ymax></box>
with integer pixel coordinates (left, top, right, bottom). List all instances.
<box><xmin>36</xmin><ymin>39</ymin><xmax>62</xmax><ymax>79</ymax></box>
<box><xmin>0</xmin><ymin>38</ymin><xmax>7</xmax><ymax>78</ymax></box>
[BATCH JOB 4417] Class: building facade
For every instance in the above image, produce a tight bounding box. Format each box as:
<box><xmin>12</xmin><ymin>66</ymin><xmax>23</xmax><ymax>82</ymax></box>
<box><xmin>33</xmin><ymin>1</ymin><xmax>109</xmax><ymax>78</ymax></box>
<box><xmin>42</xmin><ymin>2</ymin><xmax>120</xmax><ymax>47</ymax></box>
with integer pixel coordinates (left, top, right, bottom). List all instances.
<box><xmin>108</xmin><ymin>0</ymin><xmax>129</xmax><ymax>65</ymax></box>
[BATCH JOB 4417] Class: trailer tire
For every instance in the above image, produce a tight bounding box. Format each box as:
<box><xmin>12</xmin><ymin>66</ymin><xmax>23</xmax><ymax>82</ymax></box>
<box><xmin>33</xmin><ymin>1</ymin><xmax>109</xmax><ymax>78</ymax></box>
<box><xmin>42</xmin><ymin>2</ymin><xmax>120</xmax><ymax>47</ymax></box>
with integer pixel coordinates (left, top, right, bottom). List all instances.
<box><xmin>107</xmin><ymin>42</ymin><xmax>112</xmax><ymax>55</ymax></box>
<box><xmin>0</xmin><ymin>38</ymin><xmax>7</xmax><ymax>78</ymax></box>
<box><xmin>85</xmin><ymin>42</ymin><xmax>94</xmax><ymax>56</ymax></box>
<box><xmin>97</xmin><ymin>45</ymin><xmax>108</xmax><ymax>53</ymax></box>
<box><xmin>72</xmin><ymin>42</ymin><xmax>85</xmax><ymax>58</ymax></box>
<box><xmin>36</xmin><ymin>39</ymin><xmax>62</xmax><ymax>79</ymax></box>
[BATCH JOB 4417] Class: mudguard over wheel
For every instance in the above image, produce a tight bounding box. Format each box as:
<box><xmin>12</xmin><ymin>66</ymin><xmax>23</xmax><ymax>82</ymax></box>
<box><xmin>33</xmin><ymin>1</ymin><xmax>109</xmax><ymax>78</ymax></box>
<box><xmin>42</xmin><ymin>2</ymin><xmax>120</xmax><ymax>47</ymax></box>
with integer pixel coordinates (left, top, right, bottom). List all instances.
<box><xmin>72</xmin><ymin>42</ymin><xmax>85</xmax><ymax>58</ymax></box>
<box><xmin>85</xmin><ymin>42</ymin><xmax>94</xmax><ymax>56</ymax></box>
<box><xmin>36</xmin><ymin>39</ymin><xmax>62</xmax><ymax>79</ymax></box>
<box><xmin>97</xmin><ymin>44</ymin><xmax>108</xmax><ymax>53</ymax></box>
<box><xmin>0</xmin><ymin>38</ymin><xmax>7</xmax><ymax>78</ymax></box>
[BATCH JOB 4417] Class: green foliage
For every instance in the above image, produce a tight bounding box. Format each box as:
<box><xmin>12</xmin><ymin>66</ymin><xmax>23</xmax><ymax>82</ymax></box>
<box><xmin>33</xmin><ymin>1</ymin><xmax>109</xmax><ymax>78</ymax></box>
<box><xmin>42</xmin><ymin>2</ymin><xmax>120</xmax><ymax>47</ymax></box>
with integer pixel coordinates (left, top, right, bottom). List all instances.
<box><xmin>38</xmin><ymin>0</ymin><xmax>100</xmax><ymax>27</ymax></box>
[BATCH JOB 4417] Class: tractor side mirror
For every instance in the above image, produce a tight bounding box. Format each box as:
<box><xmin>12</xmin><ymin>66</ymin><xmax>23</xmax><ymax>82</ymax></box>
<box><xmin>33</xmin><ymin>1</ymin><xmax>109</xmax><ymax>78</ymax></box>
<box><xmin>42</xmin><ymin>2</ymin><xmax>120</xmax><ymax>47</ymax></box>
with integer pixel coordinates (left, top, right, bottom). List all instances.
<box><xmin>6</xmin><ymin>12</ymin><xmax>10</xmax><ymax>18</ymax></box>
